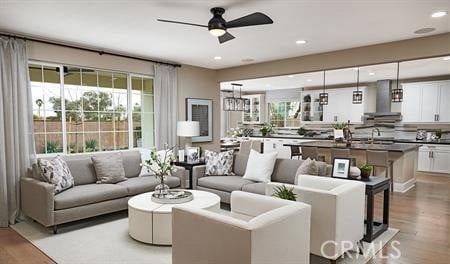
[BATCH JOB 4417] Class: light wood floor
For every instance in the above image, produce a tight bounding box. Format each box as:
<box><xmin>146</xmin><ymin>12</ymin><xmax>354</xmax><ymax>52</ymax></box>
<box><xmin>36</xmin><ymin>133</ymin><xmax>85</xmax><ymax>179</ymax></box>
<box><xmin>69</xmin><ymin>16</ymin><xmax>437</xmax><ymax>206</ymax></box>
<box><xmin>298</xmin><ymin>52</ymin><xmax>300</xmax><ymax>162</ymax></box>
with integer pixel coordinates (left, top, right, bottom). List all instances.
<box><xmin>0</xmin><ymin>174</ymin><xmax>448</xmax><ymax>264</ymax></box>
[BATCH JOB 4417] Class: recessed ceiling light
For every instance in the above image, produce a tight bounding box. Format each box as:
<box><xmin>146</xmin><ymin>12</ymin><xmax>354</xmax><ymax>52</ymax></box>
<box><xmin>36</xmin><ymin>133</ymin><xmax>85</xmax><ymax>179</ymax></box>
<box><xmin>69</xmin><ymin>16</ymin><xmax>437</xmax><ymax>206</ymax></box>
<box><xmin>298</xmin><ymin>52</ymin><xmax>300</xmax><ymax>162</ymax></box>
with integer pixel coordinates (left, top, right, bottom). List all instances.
<box><xmin>295</xmin><ymin>40</ymin><xmax>307</xmax><ymax>45</ymax></box>
<box><xmin>288</xmin><ymin>75</ymin><xmax>295</xmax><ymax>78</ymax></box>
<box><xmin>369</xmin><ymin>72</ymin><xmax>375</xmax><ymax>76</ymax></box>
<box><xmin>306</xmin><ymin>79</ymin><xmax>312</xmax><ymax>82</ymax></box>
<box><xmin>443</xmin><ymin>57</ymin><xmax>450</xmax><ymax>61</ymax></box>
<box><xmin>431</xmin><ymin>11</ymin><xmax>447</xmax><ymax>18</ymax></box>
<box><xmin>414</xmin><ymin>27</ymin><xmax>435</xmax><ymax>34</ymax></box>
<box><xmin>214</xmin><ymin>56</ymin><xmax>222</xmax><ymax>60</ymax></box>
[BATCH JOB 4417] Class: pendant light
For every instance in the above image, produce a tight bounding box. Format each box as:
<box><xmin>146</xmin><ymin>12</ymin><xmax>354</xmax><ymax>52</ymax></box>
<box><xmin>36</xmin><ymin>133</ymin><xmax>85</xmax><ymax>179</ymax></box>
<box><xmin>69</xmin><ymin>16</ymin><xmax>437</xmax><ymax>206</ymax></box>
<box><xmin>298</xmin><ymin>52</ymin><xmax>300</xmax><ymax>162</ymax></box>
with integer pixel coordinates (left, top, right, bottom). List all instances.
<box><xmin>392</xmin><ymin>62</ymin><xmax>403</xmax><ymax>102</ymax></box>
<box><xmin>233</xmin><ymin>83</ymin><xmax>245</xmax><ymax>111</ymax></box>
<box><xmin>223</xmin><ymin>85</ymin><xmax>236</xmax><ymax>111</ymax></box>
<box><xmin>319</xmin><ymin>70</ymin><xmax>328</xmax><ymax>105</ymax></box>
<box><xmin>352</xmin><ymin>67</ymin><xmax>363</xmax><ymax>104</ymax></box>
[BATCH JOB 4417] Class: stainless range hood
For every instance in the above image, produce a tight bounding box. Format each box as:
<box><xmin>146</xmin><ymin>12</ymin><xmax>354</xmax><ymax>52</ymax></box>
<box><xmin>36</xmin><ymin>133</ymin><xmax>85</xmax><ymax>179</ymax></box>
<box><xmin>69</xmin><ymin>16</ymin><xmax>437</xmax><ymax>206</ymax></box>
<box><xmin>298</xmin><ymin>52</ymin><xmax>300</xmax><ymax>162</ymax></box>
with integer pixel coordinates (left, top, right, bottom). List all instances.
<box><xmin>364</xmin><ymin>80</ymin><xmax>402</xmax><ymax>121</ymax></box>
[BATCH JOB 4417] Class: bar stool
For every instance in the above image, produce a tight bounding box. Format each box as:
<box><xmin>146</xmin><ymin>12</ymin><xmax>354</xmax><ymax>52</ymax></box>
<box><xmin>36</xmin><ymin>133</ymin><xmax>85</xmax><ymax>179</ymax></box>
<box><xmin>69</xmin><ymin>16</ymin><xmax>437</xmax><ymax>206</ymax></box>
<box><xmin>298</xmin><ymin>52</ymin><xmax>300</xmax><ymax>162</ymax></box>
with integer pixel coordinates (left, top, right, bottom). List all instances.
<box><xmin>301</xmin><ymin>147</ymin><xmax>325</xmax><ymax>161</ymax></box>
<box><xmin>331</xmin><ymin>148</ymin><xmax>356</xmax><ymax>166</ymax></box>
<box><xmin>290</xmin><ymin>145</ymin><xmax>301</xmax><ymax>159</ymax></box>
<box><xmin>366</xmin><ymin>150</ymin><xmax>394</xmax><ymax>191</ymax></box>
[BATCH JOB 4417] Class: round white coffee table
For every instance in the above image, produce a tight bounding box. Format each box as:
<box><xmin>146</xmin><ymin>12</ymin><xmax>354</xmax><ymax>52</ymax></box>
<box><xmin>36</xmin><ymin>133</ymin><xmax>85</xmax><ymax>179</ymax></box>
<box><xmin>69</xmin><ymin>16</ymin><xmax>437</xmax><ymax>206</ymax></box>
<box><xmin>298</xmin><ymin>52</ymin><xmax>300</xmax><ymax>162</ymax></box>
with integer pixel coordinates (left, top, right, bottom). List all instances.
<box><xmin>128</xmin><ymin>190</ymin><xmax>220</xmax><ymax>245</ymax></box>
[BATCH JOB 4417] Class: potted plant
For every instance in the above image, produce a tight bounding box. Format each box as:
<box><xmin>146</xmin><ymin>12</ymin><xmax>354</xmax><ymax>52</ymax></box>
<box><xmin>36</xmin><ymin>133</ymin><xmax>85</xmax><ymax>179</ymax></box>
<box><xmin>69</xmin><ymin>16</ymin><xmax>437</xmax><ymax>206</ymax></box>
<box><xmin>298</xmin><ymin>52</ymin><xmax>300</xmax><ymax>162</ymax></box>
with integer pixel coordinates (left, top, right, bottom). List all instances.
<box><xmin>359</xmin><ymin>164</ymin><xmax>373</xmax><ymax>180</ymax></box>
<box><xmin>272</xmin><ymin>185</ymin><xmax>297</xmax><ymax>201</ymax></box>
<box><xmin>297</xmin><ymin>127</ymin><xmax>306</xmax><ymax>136</ymax></box>
<box><xmin>260</xmin><ymin>123</ymin><xmax>273</xmax><ymax>137</ymax></box>
<box><xmin>141</xmin><ymin>144</ymin><xmax>177</xmax><ymax>197</ymax></box>
<box><xmin>333</xmin><ymin>122</ymin><xmax>346</xmax><ymax>140</ymax></box>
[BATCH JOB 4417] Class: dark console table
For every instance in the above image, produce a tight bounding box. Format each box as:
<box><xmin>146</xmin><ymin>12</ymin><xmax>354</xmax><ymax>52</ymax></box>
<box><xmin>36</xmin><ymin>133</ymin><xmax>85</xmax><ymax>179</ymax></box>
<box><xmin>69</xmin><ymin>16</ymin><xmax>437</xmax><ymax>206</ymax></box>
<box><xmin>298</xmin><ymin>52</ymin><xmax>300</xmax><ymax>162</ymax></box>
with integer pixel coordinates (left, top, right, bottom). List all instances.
<box><xmin>174</xmin><ymin>160</ymin><xmax>205</xmax><ymax>189</ymax></box>
<box><xmin>356</xmin><ymin>176</ymin><xmax>390</xmax><ymax>242</ymax></box>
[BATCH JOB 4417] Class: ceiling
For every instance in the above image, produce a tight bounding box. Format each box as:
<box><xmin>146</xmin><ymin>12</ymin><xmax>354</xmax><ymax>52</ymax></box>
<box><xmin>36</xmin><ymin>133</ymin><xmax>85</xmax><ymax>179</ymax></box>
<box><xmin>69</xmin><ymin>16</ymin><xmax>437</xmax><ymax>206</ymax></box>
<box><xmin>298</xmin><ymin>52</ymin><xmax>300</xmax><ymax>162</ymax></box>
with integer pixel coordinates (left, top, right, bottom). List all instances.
<box><xmin>0</xmin><ymin>0</ymin><xmax>448</xmax><ymax>69</ymax></box>
<box><xmin>220</xmin><ymin>56</ymin><xmax>450</xmax><ymax>91</ymax></box>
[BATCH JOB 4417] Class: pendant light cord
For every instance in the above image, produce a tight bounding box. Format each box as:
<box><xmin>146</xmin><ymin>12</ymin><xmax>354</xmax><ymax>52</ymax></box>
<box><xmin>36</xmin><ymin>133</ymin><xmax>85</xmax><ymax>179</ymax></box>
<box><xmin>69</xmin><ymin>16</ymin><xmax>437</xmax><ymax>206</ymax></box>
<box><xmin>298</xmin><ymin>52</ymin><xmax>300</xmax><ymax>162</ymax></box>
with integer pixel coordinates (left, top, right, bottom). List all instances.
<box><xmin>396</xmin><ymin>62</ymin><xmax>400</xmax><ymax>90</ymax></box>
<box><xmin>323</xmin><ymin>71</ymin><xmax>326</xmax><ymax>92</ymax></box>
<box><xmin>356</xmin><ymin>67</ymin><xmax>360</xmax><ymax>91</ymax></box>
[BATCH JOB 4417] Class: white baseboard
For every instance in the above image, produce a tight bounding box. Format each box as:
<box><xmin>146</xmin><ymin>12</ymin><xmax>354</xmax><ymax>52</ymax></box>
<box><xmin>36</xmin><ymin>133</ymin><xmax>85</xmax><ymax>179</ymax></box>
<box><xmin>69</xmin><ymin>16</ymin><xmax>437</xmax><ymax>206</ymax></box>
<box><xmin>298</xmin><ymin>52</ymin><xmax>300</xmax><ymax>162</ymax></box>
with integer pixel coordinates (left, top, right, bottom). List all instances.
<box><xmin>393</xmin><ymin>178</ymin><xmax>416</xmax><ymax>193</ymax></box>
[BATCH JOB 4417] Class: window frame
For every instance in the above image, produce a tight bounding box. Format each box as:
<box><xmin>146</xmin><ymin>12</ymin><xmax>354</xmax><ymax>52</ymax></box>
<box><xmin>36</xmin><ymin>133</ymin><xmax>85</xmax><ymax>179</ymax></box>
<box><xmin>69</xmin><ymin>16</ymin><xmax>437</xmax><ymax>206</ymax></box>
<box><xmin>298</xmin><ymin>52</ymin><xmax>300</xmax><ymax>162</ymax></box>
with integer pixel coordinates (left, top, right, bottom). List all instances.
<box><xmin>29</xmin><ymin>60</ymin><xmax>155</xmax><ymax>157</ymax></box>
<box><xmin>268</xmin><ymin>101</ymin><xmax>301</xmax><ymax>128</ymax></box>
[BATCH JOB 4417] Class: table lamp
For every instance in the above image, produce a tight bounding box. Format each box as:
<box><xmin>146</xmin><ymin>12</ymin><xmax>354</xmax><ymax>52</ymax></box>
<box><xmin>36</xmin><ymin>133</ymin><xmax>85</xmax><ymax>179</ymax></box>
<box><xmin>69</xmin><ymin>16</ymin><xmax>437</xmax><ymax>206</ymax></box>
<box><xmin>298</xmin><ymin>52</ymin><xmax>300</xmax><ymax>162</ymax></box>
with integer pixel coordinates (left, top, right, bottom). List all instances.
<box><xmin>177</xmin><ymin>121</ymin><xmax>200</xmax><ymax>152</ymax></box>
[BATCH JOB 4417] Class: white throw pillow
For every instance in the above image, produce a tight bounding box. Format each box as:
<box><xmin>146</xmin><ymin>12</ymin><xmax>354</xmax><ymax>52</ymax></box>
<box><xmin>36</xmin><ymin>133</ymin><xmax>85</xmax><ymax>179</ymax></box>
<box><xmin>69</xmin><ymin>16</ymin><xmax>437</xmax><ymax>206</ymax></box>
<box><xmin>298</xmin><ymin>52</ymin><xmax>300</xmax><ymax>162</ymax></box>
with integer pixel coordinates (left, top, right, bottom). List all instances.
<box><xmin>243</xmin><ymin>149</ymin><xmax>277</xmax><ymax>183</ymax></box>
<box><xmin>139</xmin><ymin>148</ymin><xmax>173</xmax><ymax>176</ymax></box>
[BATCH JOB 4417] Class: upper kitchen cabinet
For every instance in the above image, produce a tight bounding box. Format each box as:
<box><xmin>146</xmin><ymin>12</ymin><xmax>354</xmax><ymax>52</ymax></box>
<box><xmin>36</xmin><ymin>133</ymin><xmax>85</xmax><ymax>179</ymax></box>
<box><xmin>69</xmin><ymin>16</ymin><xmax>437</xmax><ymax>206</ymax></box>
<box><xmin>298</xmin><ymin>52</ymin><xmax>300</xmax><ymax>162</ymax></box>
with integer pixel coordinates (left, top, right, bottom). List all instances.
<box><xmin>321</xmin><ymin>87</ymin><xmax>365</xmax><ymax>123</ymax></box>
<box><xmin>402</xmin><ymin>80</ymin><xmax>450</xmax><ymax>123</ymax></box>
<box><xmin>242</xmin><ymin>94</ymin><xmax>265</xmax><ymax>124</ymax></box>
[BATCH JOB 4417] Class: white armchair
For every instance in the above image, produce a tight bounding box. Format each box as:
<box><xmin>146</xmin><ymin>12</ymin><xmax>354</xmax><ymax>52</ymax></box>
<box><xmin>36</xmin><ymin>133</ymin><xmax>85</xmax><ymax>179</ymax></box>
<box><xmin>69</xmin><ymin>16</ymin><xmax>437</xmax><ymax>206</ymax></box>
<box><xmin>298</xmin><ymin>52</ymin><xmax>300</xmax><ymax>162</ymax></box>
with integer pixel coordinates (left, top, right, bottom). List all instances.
<box><xmin>266</xmin><ymin>175</ymin><xmax>365</xmax><ymax>262</ymax></box>
<box><xmin>172</xmin><ymin>191</ymin><xmax>311</xmax><ymax>264</ymax></box>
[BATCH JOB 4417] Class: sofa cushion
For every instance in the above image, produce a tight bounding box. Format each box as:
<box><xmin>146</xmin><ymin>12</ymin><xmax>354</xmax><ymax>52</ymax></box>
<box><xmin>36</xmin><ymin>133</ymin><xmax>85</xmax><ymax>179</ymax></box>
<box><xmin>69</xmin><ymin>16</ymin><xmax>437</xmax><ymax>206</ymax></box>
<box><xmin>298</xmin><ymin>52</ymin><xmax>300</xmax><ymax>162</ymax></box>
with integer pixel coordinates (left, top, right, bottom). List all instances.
<box><xmin>243</xmin><ymin>150</ymin><xmax>277</xmax><ymax>183</ymax></box>
<box><xmin>205</xmin><ymin>150</ymin><xmax>234</xmax><ymax>176</ymax></box>
<box><xmin>91</xmin><ymin>153</ymin><xmax>127</xmax><ymax>184</ymax></box>
<box><xmin>241</xmin><ymin>182</ymin><xmax>266</xmax><ymax>195</ymax></box>
<box><xmin>37</xmin><ymin>156</ymin><xmax>74</xmax><ymax>194</ymax></box>
<box><xmin>198</xmin><ymin>176</ymin><xmax>254</xmax><ymax>193</ymax></box>
<box><xmin>233</xmin><ymin>154</ymin><xmax>249</xmax><ymax>176</ymax></box>
<box><xmin>271</xmin><ymin>159</ymin><xmax>303</xmax><ymax>184</ymax></box>
<box><xmin>54</xmin><ymin>184</ymin><xmax>128</xmax><ymax>210</ymax></box>
<box><xmin>64</xmin><ymin>156</ymin><xmax>97</xmax><ymax>185</ymax></box>
<box><xmin>122</xmin><ymin>150</ymin><xmax>141</xmax><ymax>178</ymax></box>
<box><xmin>117</xmin><ymin>176</ymin><xmax>180</xmax><ymax>196</ymax></box>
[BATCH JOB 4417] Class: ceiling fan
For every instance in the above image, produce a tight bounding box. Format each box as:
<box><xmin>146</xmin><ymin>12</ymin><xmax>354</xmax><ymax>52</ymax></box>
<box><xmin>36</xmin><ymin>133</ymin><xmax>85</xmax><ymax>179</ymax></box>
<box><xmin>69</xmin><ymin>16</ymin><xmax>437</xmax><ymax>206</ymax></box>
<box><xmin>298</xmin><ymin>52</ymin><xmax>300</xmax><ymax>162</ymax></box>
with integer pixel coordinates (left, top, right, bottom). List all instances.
<box><xmin>157</xmin><ymin>7</ymin><xmax>273</xmax><ymax>44</ymax></box>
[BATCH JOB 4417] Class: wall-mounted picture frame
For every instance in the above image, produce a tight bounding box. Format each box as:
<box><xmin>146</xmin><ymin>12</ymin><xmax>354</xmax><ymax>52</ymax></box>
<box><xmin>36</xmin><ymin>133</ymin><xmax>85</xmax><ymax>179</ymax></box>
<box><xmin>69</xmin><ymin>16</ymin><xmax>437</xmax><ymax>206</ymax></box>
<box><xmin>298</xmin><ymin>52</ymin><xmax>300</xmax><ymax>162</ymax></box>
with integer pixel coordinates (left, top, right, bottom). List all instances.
<box><xmin>186</xmin><ymin>98</ymin><xmax>213</xmax><ymax>143</ymax></box>
<box><xmin>331</xmin><ymin>158</ymin><xmax>351</xmax><ymax>179</ymax></box>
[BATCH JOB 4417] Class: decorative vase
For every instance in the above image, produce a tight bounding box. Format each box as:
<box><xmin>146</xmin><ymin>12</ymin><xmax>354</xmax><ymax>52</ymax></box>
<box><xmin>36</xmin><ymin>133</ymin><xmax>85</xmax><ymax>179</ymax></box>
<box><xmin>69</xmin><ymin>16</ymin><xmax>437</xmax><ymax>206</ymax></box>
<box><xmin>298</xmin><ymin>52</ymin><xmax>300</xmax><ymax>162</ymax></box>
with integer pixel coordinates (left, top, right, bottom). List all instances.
<box><xmin>334</xmin><ymin>129</ymin><xmax>344</xmax><ymax>139</ymax></box>
<box><xmin>155</xmin><ymin>175</ymin><xmax>170</xmax><ymax>197</ymax></box>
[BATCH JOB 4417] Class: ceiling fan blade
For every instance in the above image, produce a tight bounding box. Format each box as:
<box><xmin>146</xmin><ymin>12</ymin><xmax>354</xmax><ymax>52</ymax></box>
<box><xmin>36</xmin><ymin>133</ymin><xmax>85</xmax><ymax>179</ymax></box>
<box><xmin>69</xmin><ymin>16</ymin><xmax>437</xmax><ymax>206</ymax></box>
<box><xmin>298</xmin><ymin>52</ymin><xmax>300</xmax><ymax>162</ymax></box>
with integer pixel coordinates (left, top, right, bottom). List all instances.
<box><xmin>226</xmin><ymin>12</ymin><xmax>273</xmax><ymax>28</ymax></box>
<box><xmin>157</xmin><ymin>19</ymin><xmax>207</xmax><ymax>28</ymax></box>
<box><xmin>218</xmin><ymin>32</ymin><xmax>235</xmax><ymax>44</ymax></box>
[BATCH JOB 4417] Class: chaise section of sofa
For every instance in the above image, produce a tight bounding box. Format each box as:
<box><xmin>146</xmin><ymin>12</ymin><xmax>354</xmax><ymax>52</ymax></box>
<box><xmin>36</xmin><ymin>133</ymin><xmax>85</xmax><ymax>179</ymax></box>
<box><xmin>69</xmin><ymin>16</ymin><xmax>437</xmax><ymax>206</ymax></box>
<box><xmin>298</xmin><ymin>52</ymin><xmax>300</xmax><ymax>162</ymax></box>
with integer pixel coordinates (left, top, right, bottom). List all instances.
<box><xmin>192</xmin><ymin>153</ymin><xmax>332</xmax><ymax>203</ymax></box>
<box><xmin>21</xmin><ymin>150</ymin><xmax>186</xmax><ymax>233</ymax></box>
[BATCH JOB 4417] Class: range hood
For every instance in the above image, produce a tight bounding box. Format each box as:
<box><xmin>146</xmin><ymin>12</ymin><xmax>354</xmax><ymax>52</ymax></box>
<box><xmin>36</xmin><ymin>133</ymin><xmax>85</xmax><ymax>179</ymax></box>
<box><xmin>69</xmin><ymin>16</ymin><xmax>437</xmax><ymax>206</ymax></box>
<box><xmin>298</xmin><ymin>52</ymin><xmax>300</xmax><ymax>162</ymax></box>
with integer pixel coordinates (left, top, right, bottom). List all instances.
<box><xmin>364</xmin><ymin>80</ymin><xmax>402</xmax><ymax>121</ymax></box>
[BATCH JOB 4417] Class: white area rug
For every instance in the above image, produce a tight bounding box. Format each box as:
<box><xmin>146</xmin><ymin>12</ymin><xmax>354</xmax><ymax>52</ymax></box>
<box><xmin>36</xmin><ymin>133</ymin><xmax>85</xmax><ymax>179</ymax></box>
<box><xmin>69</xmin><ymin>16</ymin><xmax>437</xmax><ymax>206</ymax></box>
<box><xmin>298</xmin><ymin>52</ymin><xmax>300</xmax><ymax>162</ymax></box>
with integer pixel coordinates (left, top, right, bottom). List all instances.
<box><xmin>12</xmin><ymin>212</ymin><xmax>398</xmax><ymax>264</ymax></box>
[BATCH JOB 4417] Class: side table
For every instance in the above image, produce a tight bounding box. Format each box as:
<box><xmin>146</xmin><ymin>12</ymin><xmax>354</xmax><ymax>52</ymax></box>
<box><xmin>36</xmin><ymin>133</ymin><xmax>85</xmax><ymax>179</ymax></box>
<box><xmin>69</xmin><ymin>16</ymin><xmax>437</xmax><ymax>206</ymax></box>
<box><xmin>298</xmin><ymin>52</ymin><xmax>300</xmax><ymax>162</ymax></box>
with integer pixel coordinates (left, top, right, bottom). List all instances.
<box><xmin>174</xmin><ymin>160</ymin><xmax>206</xmax><ymax>189</ymax></box>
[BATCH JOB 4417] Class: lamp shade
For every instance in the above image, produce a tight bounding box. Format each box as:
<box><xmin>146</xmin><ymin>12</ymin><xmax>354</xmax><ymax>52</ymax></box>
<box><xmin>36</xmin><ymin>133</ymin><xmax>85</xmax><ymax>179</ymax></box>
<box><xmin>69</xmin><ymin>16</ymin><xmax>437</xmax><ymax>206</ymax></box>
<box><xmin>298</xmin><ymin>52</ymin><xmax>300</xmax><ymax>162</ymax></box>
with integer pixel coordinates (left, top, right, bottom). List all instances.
<box><xmin>177</xmin><ymin>121</ymin><xmax>200</xmax><ymax>137</ymax></box>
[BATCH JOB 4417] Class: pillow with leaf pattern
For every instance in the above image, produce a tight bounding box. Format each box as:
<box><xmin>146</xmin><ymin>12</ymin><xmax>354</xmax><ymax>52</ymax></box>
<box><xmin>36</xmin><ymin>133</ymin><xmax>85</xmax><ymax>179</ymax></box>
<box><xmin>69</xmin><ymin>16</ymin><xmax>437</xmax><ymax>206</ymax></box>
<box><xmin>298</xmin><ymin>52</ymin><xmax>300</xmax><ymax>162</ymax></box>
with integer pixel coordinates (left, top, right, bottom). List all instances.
<box><xmin>37</xmin><ymin>156</ymin><xmax>74</xmax><ymax>194</ymax></box>
<box><xmin>205</xmin><ymin>150</ymin><xmax>234</xmax><ymax>176</ymax></box>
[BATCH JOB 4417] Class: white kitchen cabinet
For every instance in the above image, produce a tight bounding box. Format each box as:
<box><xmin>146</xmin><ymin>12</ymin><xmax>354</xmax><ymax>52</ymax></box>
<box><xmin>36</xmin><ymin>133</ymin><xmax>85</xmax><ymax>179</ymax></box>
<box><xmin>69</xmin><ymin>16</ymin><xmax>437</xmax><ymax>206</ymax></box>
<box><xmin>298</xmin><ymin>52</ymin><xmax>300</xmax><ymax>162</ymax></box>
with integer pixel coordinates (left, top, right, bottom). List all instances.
<box><xmin>322</xmin><ymin>87</ymin><xmax>365</xmax><ymax>124</ymax></box>
<box><xmin>242</xmin><ymin>94</ymin><xmax>265</xmax><ymax>124</ymax></box>
<box><xmin>417</xmin><ymin>145</ymin><xmax>450</xmax><ymax>174</ymax></box>
<box><xmin>262</xmin><ymin>137</ymin><xmax>316</xmax><ymax>159</ymax></box>
<box><xmin>402</xmin><ymin>80</ymin><xmax>450</xmax><ymax>123</ymax></box>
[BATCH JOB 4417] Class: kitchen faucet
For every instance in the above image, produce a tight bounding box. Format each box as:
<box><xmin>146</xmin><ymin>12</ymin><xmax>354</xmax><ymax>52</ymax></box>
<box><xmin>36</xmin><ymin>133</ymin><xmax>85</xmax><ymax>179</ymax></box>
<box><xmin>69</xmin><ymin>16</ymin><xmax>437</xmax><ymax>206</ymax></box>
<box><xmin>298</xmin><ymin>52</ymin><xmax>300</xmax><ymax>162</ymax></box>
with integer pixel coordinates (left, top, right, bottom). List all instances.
<box><xmin>368</xmin><ymin>128</ymin><xmax>381</xmax><ymax>144</ymax></box>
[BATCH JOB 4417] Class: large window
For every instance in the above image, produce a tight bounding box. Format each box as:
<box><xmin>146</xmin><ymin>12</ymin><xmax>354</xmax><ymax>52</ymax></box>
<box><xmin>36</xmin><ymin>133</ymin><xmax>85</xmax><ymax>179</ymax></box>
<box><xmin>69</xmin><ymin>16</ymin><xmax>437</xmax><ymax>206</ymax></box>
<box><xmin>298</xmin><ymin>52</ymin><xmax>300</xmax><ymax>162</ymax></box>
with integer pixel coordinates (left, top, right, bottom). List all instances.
<box><xmin>29</xmin><ymin>63</ymin><xmax>154</xmax><ymax>155</ymax></box>
<box><xmin>269</xmin><ymin>101</ymin><xmax>301</xmax><ymax>128</ymax></box>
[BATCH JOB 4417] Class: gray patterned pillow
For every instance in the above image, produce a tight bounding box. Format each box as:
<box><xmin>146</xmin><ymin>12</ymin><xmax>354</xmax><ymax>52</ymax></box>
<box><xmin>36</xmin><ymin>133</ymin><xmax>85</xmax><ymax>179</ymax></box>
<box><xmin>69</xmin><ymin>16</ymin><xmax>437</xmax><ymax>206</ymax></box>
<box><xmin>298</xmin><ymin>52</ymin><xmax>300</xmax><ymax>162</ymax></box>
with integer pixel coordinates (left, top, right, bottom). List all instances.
<box><xmin>205</xmin><ymin>150</ymin><xmax>234</xmax><ymax>176</ymax></box>
<box><xmin>37</xmin><ymin>156</ymin><xmax>74</xmax><ymax>194</ymax></box>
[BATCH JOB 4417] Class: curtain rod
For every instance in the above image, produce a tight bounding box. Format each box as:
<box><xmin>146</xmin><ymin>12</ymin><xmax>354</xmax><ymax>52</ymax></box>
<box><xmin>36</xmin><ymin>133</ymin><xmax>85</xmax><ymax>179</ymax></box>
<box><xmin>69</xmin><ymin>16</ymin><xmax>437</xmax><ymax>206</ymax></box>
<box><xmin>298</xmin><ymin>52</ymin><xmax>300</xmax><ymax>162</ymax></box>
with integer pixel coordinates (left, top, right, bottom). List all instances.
<box><xmin>0</xmin><ymin>32</ymin><xmax>181</xmax><ymax>68</ymax></box>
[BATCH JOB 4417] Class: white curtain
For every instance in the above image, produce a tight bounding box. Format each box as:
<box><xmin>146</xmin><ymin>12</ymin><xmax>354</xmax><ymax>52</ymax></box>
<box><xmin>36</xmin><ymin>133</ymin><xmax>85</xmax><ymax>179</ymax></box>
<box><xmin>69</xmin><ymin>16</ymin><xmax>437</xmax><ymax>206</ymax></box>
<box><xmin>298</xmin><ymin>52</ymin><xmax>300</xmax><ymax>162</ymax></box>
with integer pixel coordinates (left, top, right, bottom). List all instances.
<box><xmin>154</xmin><ymin>64</ymin><xmax>178</xmax><ymax>149</ymax></box>
<box><xmin>0</xmin><ymin>37</ymin><xmax>35</xmax><ymax>227</ymax></box>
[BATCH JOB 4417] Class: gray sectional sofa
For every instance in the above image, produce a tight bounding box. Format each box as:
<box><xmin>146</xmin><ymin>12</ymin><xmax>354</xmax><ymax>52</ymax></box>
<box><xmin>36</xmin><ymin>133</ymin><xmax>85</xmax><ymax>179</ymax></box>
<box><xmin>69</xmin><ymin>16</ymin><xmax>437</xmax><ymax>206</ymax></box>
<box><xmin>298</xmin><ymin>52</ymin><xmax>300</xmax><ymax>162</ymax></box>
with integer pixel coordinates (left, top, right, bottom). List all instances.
<box><xmin>192</xmin><ymin>153</ymin><xmax>331</xmax><ymax>203</ymax></box>
<box><xmin>21</xmin><ymin>150</ymin><xmax>186</xmax><ymax>233</ymax></box>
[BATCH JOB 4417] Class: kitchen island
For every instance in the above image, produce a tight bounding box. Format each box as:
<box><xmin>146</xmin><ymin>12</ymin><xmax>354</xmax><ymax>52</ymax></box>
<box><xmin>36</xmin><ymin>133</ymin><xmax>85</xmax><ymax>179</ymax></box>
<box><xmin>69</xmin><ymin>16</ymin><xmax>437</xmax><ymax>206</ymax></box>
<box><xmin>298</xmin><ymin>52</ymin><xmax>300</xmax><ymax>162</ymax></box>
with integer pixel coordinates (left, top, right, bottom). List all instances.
<box><xmin>285</xmin><ymin>140</ymin><xmax>421</xmax><ymax>193</ymax></box>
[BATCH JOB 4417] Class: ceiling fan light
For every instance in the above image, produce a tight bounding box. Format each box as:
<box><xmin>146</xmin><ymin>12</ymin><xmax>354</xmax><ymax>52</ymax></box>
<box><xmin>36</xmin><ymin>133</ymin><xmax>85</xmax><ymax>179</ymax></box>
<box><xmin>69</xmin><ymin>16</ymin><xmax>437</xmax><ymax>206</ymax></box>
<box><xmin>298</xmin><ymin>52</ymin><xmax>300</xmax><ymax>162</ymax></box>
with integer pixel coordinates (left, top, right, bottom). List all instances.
<box><xmin>209</xmin><ymin>28</ymin><xmax>226</xmax><ymax>37</ymax></box>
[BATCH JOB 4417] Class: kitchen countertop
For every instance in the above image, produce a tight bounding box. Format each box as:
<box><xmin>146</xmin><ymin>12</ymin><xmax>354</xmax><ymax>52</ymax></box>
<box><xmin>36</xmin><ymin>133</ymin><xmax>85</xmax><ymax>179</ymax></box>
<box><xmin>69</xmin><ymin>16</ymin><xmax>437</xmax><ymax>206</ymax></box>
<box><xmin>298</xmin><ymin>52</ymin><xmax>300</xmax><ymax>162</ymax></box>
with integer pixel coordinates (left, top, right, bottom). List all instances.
<box><xmin>248</xmin><ymin>135</ymin><xmax>450</xmax><ymax>145</ymax></box>
<box><xmin>284</xmin><ymin>140</ymin><xmax>421</xmax><ymax>153</ymax></box>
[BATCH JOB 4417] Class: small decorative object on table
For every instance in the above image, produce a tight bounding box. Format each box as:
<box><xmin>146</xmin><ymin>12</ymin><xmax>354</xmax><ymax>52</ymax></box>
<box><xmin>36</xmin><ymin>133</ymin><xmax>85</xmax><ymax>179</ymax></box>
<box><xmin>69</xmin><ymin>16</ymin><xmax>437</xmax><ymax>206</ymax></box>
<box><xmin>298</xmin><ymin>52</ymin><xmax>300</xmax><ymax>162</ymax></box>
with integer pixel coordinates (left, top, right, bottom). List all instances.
<box><xmin>227</xmin><ymin>127</ymin><xmax>243</xmax><ymax>139</ymax></box>
<box><xmin>141</xmin><ymin>144</ymin><xmax>177</xmax><ymax>197</ymax></box>
<box><xmin>333</xmin><ymin>122</ymin><xmax>346</xmax><ymax>140</ymax></box>
<box><xmin>272</xmin><ymin>185</ymin><xmax>297</xmax><ymax>201</ymax></box>
<box><xmin>186</xmin><ymin>147</ymin><xmax>200</xmax><ymax>163</ymax></box>
<box><xmin>359</xmin><ymin>164</ymin><xmax>373</xmax><ymax>180</ymax></box>
<box><xmin>151</xmin><ymin>190</ymin><xmax>193</xmax><ymax>204</ymax></box>
<box><xmin>349</xmin><ymin>166</ymin><xmax>361</xmax><ymax>179</ymax></box>
<box><xmin>260</xmin><ymin>123</ymin><xmax>272</xmax><ymax>137</ymax></box>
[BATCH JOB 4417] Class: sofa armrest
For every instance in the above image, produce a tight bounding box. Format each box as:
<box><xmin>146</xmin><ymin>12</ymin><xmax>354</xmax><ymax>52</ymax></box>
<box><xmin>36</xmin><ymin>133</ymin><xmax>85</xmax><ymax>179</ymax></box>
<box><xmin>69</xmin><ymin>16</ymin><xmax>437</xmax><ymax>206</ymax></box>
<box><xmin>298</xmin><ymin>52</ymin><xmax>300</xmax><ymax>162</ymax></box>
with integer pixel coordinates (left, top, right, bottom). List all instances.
<box><xmin>231</xmin><ymin>191</ymin><xmax>293</xmax><ymax>218</ymax></box>
<box><xmin>172</xmin><ymin>166</ymin><xmax>186</xmax><ymax>189</ymax></box>
<box><xmin>191</xmin><ymin>165</ymin><xmax>206</xmax><ymax>189</ymax></box>
<box><xmin>20</xmin><ymin>177</ymin><xmax>55</xmax><ymax>227</ymax></box>
<box><xmin>172</xmin><ymin>206</ymin><xmax>251</xmax><ymax>264</ymax></box>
